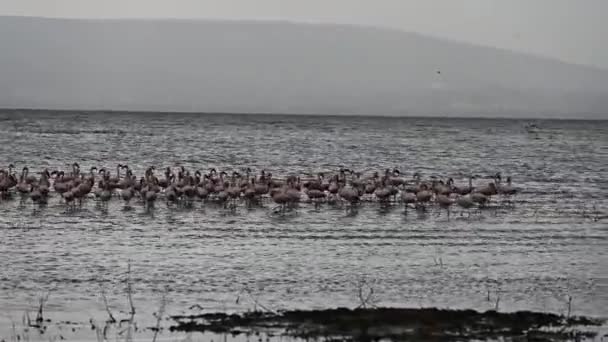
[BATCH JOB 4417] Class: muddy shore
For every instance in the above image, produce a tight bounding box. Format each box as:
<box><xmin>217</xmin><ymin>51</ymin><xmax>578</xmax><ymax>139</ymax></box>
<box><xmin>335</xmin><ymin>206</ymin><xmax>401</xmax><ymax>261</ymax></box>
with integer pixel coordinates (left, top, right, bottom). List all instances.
<box><xmin>2</xmin><ymin>306</ymin><xmax>605</xmax><ymax>341</ymax></box>
<box><xmin>169</xmin><ymin>307</ymin><xmax>606</xmax><ymax>341</ymax></box>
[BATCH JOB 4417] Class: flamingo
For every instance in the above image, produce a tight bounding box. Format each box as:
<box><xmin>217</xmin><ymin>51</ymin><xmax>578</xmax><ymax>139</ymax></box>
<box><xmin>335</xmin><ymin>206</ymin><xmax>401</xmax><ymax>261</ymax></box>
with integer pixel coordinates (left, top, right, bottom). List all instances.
<box><xmin>144</xmin><ymin>189</ymin><xmax>157</xmax><ymax>209</ymax></box>
<box><xmin>243</xmin><ymin>179</ymin><xmax>257</xmax><ymax>206</ymax></box>
<box><xmin>29</xmin><ymin>184</ymin><xmax>43</xmax><ymax>205</ymax></box>
<box><xmin>305</xmin><ymin>188</ymin><xmax>326</xmax><ymax>206</ymax></box>
<box><xmin>17</xmin><ymin>167</ymin><xmax>31</xmax><ymax>202</ymax></box>
<box><xmin>121</xmin><ymin>187</ymin><xmax>134</xmax><ymax>207</ymax></box>
<box><xmin>196</xmin><ymin>175</ymin><xmax>210</xmax><ymax>201</ymax></box>
<box><xmin>478</xmin><ymin>182</ymin><xmax>498</xmax><ymax>197</ymax></box>
<box><xmin>52</xmin><ymin>171</ymin><xmax>69</xmax><ymax>195</ymax></box>
<box><xmin>339</xmin><ymin>183</ymin><xmax>360</xmax><ymax>212</ymax></box>
<box><xmin>157</xmin><ymin>167</ymin><xmax>172</xmax><ymax>189</ymax></box>
<box><xmin>166</xmin><ymin>186</ymin><xmax>178</xmax><ymax>204</ymax></box>
<box><xmin>285</xmin><ymin>180</ymin><xmax>301</xmax><ymax>208</ymax></box>
<box><xmin>74</xmin><ymin>177</ymin><xmax>94</xmax><ymax>207</ymax></box>
<box><xmin>436</xmin><ymin>193</ymin><xmax>454</xmax><ymax>220</ymax></box>
<box><xmin>452</xmin><ymin>176</ymin><xmax>474</xmax><ymax>195</ymax></box>
<box><xmin>471</xmin><ymin>192</ymin><xmax>489</xmax><ymax>208</ymax></box>
<box><xmin>401</xmin><ymin>191</ymin><xmax>417</xmax><ymax>214</ymax></box>
<box><xmin>456</xmin><ymin>195</ymin><xmax>476</xmax><ymax>217</ymax></box>
<box><xmin>433</xmin><ymin>180</ymin><xmax>451</xmax><ymax>196</ymax></box>
<box><xmin>99</xmin><ymin>181</ymin><xmax>112</xmax><ymax>209</ymax></box>
<box><xmin>499</xmin><ymin>176</ymin><xmax>518</xmax><ymax>205</ymax></box>
<box><xmin>374</xmin><ymin>181</ymin><xmax>392</xmax><ymax>205</ymax></box>
<box><xmin>416</xmin><ymin>184</ymin><xmax>433</xmax><ymax>210</ymax></box>
<box><xmin>254</xmin><ymin>176</ymin><xmax>269</xmax><ymax>197</ymax></box>
<box><xmin>364</xmin><ymin>181</ymin><xmax>377</xmax><ymax>199</ymax></box>
<box><xmin>118</xmin><ymin>167</ymin><xmax>135</xmax><ymax>190</ymax></box>
<box><xmin>404</xmin><ymin>173</ymin><xmax>422</xmax><ymax>193</ymax></box>
<box><xmin>387</xmin><ymin>169</ymin><xmax>407</xmax><ymax>187</ymax></box>
<box><xmin>271</xmin><ymin>187</ymin><xmax>290</xmax><ymax>213</ymax></box>
<box><xmin>63</xmin><ymin>190</ymin><xmax>75</xmax><ymax>208</ymax></box>
<box><xmin>0</xmin><ymin>165</ymin><xmax>18</xmax><ymax>198</ymax></box>
<box><xmin>107</xmin><ymin>164</ymin><xmax>123</xmax><ymax>186</ymax></box>
<box><xmin>22</xmin><ymin>167</ymin><xmax>38</xmax><ymax>184</ymax></box>
<box><xmin>182</xmin><ymin>175</ymin><xmax>198</xmax><ymax>206</ymax></box>
<box><xmin>38</xmin><ymin>169</ymin><xmax>51</xmax><ymax>198</ymax></box>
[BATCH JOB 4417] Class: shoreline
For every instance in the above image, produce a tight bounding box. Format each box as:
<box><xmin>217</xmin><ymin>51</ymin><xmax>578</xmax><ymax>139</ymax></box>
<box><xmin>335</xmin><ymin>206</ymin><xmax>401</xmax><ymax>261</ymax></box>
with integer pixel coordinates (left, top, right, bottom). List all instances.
<box><xmin>2</xmin><ymin>306</ymin><xmax>605</xmax><ymax>342</ymax></box>
<box><xmin>169</xmin><ymin>307</ymin><xmax>606</xmax><ymax>341</ymax></box>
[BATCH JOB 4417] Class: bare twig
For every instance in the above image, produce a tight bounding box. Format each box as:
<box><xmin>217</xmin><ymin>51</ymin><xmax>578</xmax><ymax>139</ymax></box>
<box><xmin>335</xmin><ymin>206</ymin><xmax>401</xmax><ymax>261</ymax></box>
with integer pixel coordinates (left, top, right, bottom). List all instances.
<box><xmin>355</xmin><ymin>276</ymin><xmax>378</xmax><ymax>309</ymax></box>
<box><xmin>121</xmin><ymin>261</ymin><xmax>136</xmax><ymax>342</ymax></box>
<box><xmin>35</xmin><ymin>291</ymin><xmax>50</xmax><ymax>325</ymax></box>
<box><xmin>432</xmin><ymin>256</ymin><xmax>444</xmax><ymax>268</ymax></box>
<box><xmin>23</xmin><ymin>310</ymin><xmax>31</xmax><ymax>327</ymax></box>
<box><xmin>92</xmin><ymin>320</ymin><xmax>104</xmax><ymax>342</ymax></box>
<box><xmin>592</xmin><ymin>203</ymin><xmax>600</xmax><ymax>222</ymax></box>
<box><xmin>579</xmin><ymin>204</ymin><xmax>588</xmax><ymax>219</ymax></box>
<box><xmin>494</xmin><ymin>287</ymin><xmax>501</xmax><ymax>311</ymax></box>
<box><xmin>151</xmin><ymin>287</ymin><xmax>169</xmax><ymax>342</ymax></box>
<box><xmin>126</xmin><ymin>262</ymin><xmax>135</xmax><ymax>318</ymax></box>
<box><xmin>236</xmin><ymin>287</ymin><xmax>275</xmax><ymax>313</ymax></box>
<box><xmin>99</xmin><ymin>287</ymin><xmax>116</xmax><ymax>323</ymax></box>
<box><xmin>11</xmin><ymin>319</ymin><xmax>17</xmax><ymax>342</ymax></box>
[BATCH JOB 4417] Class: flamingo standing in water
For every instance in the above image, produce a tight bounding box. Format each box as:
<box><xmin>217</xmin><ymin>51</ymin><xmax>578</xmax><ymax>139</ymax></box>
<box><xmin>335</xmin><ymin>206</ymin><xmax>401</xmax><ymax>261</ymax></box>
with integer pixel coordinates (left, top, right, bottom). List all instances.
<box><xmin>29</xmin><ymin>184</ymin><xmax>43</xmax><ymax>205</ymax></box>
<box><xmin>243</xmin><ymin>178</ymin><xmax>258</xmax><ymax>207</ymax></box>
<box><xmin>17</xmin><ymin>167</ymin><xmax>31</xmax><ymax>203</ymax></box>
<box><xmin>142</xmin><ymin>178</ymin><xmax>158</xmax><ymax>211</ymax></box>
<box><xmin>99</xmin><ymin>181</ymin><xmax>112</xmax><ymax>209</ymax></box>
<box><xmin>0</xmin><ymin>165</ymin><xmax>528</xmax><ymax>218</ymax></box>
<box><xmin>471</xmin><ymin>192</ymin><xmax>489</xmax><ymax>209</ymax></box>
<box><xmin>339</xmin><ymin>182</ymin><xmax>360</xmax><ymax>211</ymax></box>
<box><xmin>473</xmin><ymin>181</ymin><xmax>497</xmax><ymax>207</ymax></box>
<box><xmin>400</xmin><ymin>191</ymin><xmax>417</xmax><ymax>215</ymax></box>
<box><xmin>52</xmin><ymin>171</ymin><xmax>69</xmax><ymax>196</ymax></box>
<box><xmin>271</xmin><ymin>186</ymin><xmax>290</xmax><ymax>213</ymax></box>
<box><xmin>285</xmin><ymin>178</ymin><xmax>301</xmax><ymax>210</ymax></box>
<box><xmin>38</xmin><ymin>170</ymin><xmax>51</xmax><ymax>198</ymax></box>
<box><xmin>196</xmin><ymin>173</ymin><xmax>210</xmax><ymax>201</ymax></box>
<box><xmin>121</xmin><ymin>186</ymin><xmax>134</xmax><ymax>207</ymax></box>
<box><xmin>436</xmin><ymin>193</ymin><xmax>454</xmax><ymax>220</ymax></box>
<box><xmin>498</xmin><ymin>176</ymin><xmax>518</xmax><ymax>206</ymax></box>
<box><xmin>0</xmin><ymin>165</ymin><xmax>18</xmax><ymax>198</ymax></box>
<box><xmin>452</xmin><ymin>176</ymin><xmax>474</xmax><ymax>195</ymax></box>
<box><xmin>456</xmin><ymin>195</ymin><xmax>476</xmax><ymax>217</ymax></box>
<box><xmin>374</xmin><ymin>178</ymin><xmax>392</xmax><ymax>205</ymax></box>
<box><xmin>416</xmin><ymin>184</ymin><xmax>433</xmax><ymax>211</ymax></box>
<box><xmin>305</xmin><ymin>187</ymin><xmax>326</xmax><ymax>207</ymax></box>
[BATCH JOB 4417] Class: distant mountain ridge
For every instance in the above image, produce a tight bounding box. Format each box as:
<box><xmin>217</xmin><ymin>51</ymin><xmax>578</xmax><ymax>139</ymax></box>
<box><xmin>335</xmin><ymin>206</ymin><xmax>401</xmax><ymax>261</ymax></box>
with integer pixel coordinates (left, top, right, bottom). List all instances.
<box><xmin>1</xmin><ymin>16</ymin><xmax>607</xmax><ymax>119</ymax></box>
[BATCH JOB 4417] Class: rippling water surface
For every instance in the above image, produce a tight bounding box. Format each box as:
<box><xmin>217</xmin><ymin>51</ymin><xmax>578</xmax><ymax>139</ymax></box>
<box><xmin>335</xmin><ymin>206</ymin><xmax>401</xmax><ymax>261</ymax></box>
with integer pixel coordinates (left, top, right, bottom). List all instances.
<box><xmin>0</xmin><ymin>110</ymin><xmax>606</xmax><ymax>334</ymax></box>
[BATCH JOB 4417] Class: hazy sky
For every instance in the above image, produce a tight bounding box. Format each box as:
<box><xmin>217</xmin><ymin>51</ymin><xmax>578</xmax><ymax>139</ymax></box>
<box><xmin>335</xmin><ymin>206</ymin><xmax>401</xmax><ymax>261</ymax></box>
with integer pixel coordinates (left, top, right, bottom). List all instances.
<box><xmin>1</xmin><ymin>0</ymin><xmax>607</xmax><ymax>69</ymax></box>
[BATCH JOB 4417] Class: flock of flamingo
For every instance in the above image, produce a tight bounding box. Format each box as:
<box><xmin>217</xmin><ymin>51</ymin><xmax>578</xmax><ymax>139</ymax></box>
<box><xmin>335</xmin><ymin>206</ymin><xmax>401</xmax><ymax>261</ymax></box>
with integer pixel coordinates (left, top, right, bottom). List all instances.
<box><xmin>0</xmin><ymin>163</ymin><xmax>519</xmax><ymax>217</ymax></box>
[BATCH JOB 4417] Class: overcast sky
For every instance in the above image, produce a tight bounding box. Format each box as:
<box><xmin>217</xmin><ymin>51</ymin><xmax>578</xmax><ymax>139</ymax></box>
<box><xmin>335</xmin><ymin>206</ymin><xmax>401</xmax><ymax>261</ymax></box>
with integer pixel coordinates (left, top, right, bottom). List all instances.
<box><xmin>1</xmin><ymin>0</ymin><xmax>607</xmax><ymax>69</ymax></box>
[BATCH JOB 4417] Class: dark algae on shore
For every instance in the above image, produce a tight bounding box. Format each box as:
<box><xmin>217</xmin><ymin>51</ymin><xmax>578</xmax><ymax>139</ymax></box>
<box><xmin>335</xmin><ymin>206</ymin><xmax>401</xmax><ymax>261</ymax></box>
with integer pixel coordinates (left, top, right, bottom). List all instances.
<box><xmin>169</xmin><ymin>307</ymin><xmax>605</xmax><ymax>341</ymax></box>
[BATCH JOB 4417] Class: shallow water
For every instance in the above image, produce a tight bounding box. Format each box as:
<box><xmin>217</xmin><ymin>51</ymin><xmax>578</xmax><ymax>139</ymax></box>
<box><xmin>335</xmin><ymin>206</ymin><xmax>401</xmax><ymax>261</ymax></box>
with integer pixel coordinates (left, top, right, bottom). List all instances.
<box><xmin>0</xmin><ymin>110</ymin><xmax>607</xmax><ymax>337</ymax></box>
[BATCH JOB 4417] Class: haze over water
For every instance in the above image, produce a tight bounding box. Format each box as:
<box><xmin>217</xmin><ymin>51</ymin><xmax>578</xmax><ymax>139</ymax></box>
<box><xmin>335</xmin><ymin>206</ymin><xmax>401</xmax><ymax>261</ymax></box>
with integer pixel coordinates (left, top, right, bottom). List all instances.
<box><xmin>0</xmin><ymin>110</ymin><xmax>606</xmax><ymax>332</ymax></box>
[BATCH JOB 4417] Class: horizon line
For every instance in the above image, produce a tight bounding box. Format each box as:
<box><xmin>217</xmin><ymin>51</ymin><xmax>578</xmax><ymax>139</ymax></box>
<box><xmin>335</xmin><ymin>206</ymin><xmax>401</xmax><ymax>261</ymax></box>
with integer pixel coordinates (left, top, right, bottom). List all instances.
<box><xmin>1</xmin><ymin>107</ymin><xmax>606</xmax><ymax>121</ymax></box>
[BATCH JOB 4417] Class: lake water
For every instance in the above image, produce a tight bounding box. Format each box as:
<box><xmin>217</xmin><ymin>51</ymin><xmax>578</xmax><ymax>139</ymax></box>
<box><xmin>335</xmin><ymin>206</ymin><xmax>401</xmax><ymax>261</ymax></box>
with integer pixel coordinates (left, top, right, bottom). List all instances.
<box><xmin>0</xmin><ymin>110</ymin><xmax>606</xmax><ymax>337</ymax></box>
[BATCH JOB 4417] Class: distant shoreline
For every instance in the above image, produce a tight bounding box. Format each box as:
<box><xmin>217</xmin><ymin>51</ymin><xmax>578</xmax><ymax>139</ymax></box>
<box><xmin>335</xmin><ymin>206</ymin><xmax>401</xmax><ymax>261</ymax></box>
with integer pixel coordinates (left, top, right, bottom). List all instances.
<box><xmin>1</xmin><ymin>107</ymin><xmax>606</xmax><ymax>121</ymax></box>
<box><xmin>3</xmin><ymin>16</ymin><xmax>607</xmax><ymax>121</ymax></box>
